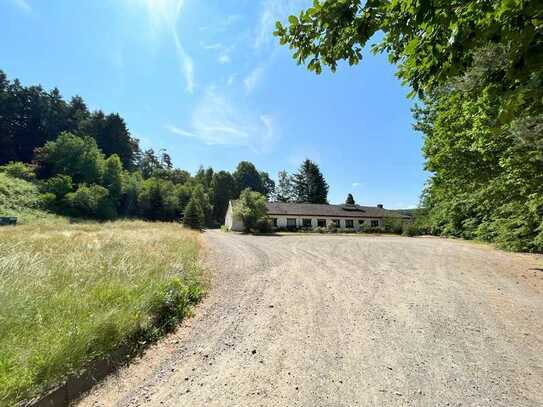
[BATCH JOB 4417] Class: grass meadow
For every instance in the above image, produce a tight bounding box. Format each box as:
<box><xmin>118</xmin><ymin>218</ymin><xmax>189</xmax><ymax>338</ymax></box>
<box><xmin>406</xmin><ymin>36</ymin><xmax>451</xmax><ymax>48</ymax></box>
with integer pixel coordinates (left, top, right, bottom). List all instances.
<box><xmin>0</xmin><ymin>221</ymin><xmax>205</xmax><ymax>405</ymax></box>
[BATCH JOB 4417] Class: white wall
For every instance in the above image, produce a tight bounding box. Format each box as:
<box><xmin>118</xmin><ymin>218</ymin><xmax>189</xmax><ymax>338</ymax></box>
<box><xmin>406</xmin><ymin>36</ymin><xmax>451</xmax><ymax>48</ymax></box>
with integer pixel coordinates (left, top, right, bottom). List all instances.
<box><xmin>270</xmin><ymin>216</ymin><xmax>382</xmax><ymax>230</ymax></box>
<box><xmin>224</xmin><ymin>201</ymin><xmax>245</xmax><ymax>231</ymax></box>
<box><xmin>225</xmin><ymin>202</ymin><xmax>384</xmax><ymax>232</ymax></box>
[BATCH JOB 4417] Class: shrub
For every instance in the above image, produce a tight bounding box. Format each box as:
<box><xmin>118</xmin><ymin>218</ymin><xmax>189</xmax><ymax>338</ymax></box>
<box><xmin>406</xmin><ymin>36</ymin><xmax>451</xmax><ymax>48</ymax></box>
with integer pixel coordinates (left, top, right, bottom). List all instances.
<box><xmin>255</xmin><ymin>219</ymin><xmax>273</xmax><ymax>234</ymax></box>
<box><xmin>42</xmin><ymin>174</ymin><xmax>73</xmax><ymax>199</ymax></box>
<box><xmin>0</xmin><ymin>161</ymin><xmax>36</xmax><ymax>181</ymax></box>
<box><xmin>183</xmin><ymin>197</ymin><xmax>204</xmax><ymax>229</ymax></box>
<box><xmin>233</xmin><ymin>188</ymin><xmax>268</xmax><ymax>232</ymax></box>
<box><xmin>383</xmin><ymin>216</ymin><xmax>403</xmax><ymax>234</ymax></box>
<box><xmin>402</xmin><ymin>224</ymin><xmax>420</xmax><ymax>237</ymax></box>
<box><xmin>65</xmin><ymin>184</ymin><xmax>116</xmax><ymax>219</ymax></box>
<box><xmin>34</xmin><ymin>132</ymin><xmax>105</xmax><ymax>184</ymax></box>
<box><xmin>327</xmin><ymin>222</ymin><xmax>338</xmax><ymax>233</ymax></box>
<box><xmin>138</xmin><ymin>178</ymin><xmax>178</xmax><ymax>221</ymax></box>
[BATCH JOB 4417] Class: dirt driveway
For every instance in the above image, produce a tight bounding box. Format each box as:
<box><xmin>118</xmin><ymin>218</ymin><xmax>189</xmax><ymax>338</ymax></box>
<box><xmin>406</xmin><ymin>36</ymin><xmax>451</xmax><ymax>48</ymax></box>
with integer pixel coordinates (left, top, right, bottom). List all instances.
<box><xmin>78</xmin><ymin>231</ymin><xmax>543</xmax><ymax>407</ymax></box>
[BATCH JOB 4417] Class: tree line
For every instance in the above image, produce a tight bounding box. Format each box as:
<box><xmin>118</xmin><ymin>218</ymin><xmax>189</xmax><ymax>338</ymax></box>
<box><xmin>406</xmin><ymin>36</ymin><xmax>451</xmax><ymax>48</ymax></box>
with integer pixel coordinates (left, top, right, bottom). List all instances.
<box><xmin>0</xmin><ymin>69</ymin><xmax>331</xmax><ymax>227</ymax></box>
<box><xmin>276</xmin><ymin>0</ymin><xmax>543</xmax><ymax>252</ymax></box>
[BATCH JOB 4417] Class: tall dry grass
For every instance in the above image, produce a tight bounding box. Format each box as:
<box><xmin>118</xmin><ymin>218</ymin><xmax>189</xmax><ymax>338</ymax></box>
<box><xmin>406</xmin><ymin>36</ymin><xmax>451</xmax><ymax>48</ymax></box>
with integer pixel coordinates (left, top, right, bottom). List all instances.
<box><xmin>0</xmin><ymin>221</ymin><xmax>205</xmax><ymax>405</ymax></box>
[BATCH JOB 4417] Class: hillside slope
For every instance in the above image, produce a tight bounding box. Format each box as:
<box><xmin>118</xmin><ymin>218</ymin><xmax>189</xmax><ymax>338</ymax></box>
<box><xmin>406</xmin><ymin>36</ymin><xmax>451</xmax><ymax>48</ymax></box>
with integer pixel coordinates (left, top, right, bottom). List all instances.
<box><xmin>0</xmin><ymin>173</ymin><xmax>65</xmax><ymax>224</ymax></box>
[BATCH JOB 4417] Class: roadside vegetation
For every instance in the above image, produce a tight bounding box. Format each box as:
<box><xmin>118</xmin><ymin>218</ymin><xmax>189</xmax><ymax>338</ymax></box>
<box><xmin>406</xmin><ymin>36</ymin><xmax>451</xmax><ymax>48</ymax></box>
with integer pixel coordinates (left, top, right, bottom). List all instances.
<box><xmin>276</xmin><ymin>0</ymin><xmax>543</xmax><ymax>252</ymax></box>
<box><xmin>0</xmin><ymin>221</ymin><xmax>205</xmax><ymax>405</ymax></box>
<box><xmin>0</xmin><ymin>172</ymin><xmax>66</xmax><ymax>225</ymax></box>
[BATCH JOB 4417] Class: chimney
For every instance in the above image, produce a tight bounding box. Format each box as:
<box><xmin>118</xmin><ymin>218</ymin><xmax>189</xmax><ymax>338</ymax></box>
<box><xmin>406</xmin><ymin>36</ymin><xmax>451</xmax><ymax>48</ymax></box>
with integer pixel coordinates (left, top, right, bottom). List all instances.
<box><xmin>377</xmin><ymin>204</ymin><xmax>383</xmax><ymax>209</ymax></box>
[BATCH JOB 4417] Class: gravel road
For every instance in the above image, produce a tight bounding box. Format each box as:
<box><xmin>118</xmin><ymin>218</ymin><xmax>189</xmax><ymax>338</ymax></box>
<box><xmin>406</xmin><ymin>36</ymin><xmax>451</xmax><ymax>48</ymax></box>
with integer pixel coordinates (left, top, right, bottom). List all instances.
<box><xmin>78</xmin><ymin>231</ymin><xmax>543</xmax><ymax>407</ymax></box>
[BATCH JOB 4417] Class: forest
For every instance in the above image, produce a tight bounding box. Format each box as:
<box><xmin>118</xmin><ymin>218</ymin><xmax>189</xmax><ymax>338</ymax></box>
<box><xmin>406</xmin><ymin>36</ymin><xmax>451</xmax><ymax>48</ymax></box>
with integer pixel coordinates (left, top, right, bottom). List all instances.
<box><xmin>0</xmin><ymin>69</ymin><xmax>329</xmax><ymax>229</ymax></box>
<box><xmin>275</xmin><ymin>0</ymin><xmax>543</xmax><ymax>252</ymax></box>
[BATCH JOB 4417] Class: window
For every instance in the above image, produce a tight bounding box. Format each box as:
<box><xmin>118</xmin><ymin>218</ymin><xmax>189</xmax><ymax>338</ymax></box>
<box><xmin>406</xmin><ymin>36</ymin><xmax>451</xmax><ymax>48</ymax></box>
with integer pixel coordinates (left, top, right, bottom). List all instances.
<box><xmin>345</xmin><ymin>219</ymin><xmax>354</xmax><ymax>228</ymax></box>
<box><xmin>286</xmin><ymin>218</ymin><xmax>297</xmax><ymax>229</ymax></box>
<box><xmin>358</xmin><ymin>219</ymin><xmax>365</xmax><ymax>226</ymax></box>
<box><xmin>317</xmin><ymin>219</ymin><xmax>326</xmax><ymax>228</ymax></box>
<box><xmin>302</xmin><ymin>218</ymin><xmax>312</xmax><ymax>228</ymax></box>
<box><xmin>371</xmin><ymin>220</ymin><xmax>379</xmax><ymax>228</ymax></box>
<box><xmin>333</xmin><ymin>219</ymin><xmax>340</xmax><ymax>227</ymax></box>
<box><xmin>272</xmin><ymin>218</ymin><xmax>278</xmax><ymax>227</ymax></box>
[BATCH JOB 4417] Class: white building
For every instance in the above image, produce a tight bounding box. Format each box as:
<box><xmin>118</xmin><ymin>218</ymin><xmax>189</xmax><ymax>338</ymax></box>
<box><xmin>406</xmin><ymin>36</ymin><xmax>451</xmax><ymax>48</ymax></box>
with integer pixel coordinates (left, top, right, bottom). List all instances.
<box><xmin>225</xmin><ymin>201</ymin><xmax>406</xmax><ymax>232</ymax></box>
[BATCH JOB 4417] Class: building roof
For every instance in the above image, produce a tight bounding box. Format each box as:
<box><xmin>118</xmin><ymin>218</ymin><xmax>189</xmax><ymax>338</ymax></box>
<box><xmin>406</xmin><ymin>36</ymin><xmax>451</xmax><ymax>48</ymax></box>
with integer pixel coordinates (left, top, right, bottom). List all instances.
<box><xmin>265</xmin><ymin>202</ymin><xmax>399</xmax><ymax>219</ymax></box>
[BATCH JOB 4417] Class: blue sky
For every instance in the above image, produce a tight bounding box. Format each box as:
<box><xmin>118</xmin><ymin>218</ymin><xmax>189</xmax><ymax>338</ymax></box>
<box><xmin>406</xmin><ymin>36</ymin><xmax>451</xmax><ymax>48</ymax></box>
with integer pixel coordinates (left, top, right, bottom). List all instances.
<box><xmin>1</xmin><ymin>0</ymin><xmax>428</xmax><ymax>208</ymax></box>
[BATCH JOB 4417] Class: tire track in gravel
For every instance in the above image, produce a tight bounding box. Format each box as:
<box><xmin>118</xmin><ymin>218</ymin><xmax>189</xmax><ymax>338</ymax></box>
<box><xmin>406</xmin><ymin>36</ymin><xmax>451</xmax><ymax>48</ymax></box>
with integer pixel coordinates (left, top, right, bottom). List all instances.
<box><xmin>77</xmin><ymin>232</ymin><xmax>543</xmax><ymax>407</ymax></box>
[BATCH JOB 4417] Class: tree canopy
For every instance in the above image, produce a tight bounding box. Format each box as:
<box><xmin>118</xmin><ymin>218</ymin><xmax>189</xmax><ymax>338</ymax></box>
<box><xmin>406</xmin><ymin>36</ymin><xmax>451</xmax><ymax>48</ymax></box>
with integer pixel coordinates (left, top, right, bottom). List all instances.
<box><xmin>275</xmin><ymin>170</ymin><xmax>295</xmax><ymax>202</ymax></box>
<box><xmin>0</xmin><ymin>71</ymin><xmax>139</xmax><ymax>168</ymax></box>
<box><xmin>292</xmin><ymin>159</ymin><xmax>329</xmax><ymax>204</ymax></box>
<box><xmin>233</xmin><ymin>188</ymin><xmax>269</xmax><ymax>232</ymax></box>
<box><xmin>233</xmin><ymin>161</ymin><xmax>266</xmax><ymax>195</ymax></box>
<box><xmin>276</xmin><ymin>0</ymin><xmax>543</xmax><ymax>251</ymax></box>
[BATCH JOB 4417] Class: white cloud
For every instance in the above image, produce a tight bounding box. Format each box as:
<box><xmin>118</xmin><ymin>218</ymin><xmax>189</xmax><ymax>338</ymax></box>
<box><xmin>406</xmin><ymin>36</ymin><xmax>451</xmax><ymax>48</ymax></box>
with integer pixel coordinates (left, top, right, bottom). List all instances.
<box><xmin>201</xmin><ymin>42</ymin><xmax>233</xmax><ymax>65</ymax></box>
<box><xmin>226</xmin><ymin>74</ymin><xmax>237</xmax><ymax>86</ymax></box>
<box><xmin>254</xmin><ymin>0</ymin><xmax>309</xmax><ymax>50</ymax></box>
<box><xmin>136</xmin><ymin>0</ymin><xmax>195</xmax><ymax>93</ymax></box>
<box><xmin>352</xmin><ymin>182</ymin><xmax>361</xmax><ymax>188</ymax></box>
<box><xmin>218</xmin><ymin>53</ymin><xmax>231</xmax><ymax>64</ymax></box>
<box><xmin>166</xmin><ymin>88</ymin><xmax>278</xmax><ymax>152</ymax></box>
<box><xmin>201</xmin><ymin>42</ymin><xmax>222</xmax><ymax>50</ymax></box>
<box><xmin>11</xmin><ymin>0</ymin><xmax>31</xmax><ymax>12</ymax></box>
<box><xmin>243</xmin><ymin>66</ymin><xmax>264</xmax><ymax>93</ymax></box>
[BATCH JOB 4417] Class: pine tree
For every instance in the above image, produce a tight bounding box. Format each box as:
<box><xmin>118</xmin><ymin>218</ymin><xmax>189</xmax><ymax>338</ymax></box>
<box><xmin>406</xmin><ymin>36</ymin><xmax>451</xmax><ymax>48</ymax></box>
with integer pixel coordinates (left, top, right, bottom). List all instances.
<box><xmin>191</xmin><ymin>184</ymin><xmax>212</xmax><ymax>226</ymax></box>
<box><xmin>292</xmin><ymin>159</ymin><xmax>329</xmax><ymax>204</ymax></box>
<box><xmin>345</xmin><ymin>193</ymin><xmax>355</xmax><ymax>205</ymax></box>
<box><xmin>275</xmin><ymin>170</ymin><xmax>294</xmax><ymax>202</ymax></box>
<box><xmin>183</xmin><ymin>197</ymin><xmax>204</xmax><ymax>229</ymax></box>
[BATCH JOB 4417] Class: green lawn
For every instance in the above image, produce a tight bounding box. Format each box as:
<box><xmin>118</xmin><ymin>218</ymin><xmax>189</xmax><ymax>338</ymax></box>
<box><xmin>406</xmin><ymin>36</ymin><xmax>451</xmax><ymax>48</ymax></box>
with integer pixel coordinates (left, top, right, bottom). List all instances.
<box><xmin>0</xmin><ymin>221</ymin><xmax>205</xmax><ymax>405</ymax></box>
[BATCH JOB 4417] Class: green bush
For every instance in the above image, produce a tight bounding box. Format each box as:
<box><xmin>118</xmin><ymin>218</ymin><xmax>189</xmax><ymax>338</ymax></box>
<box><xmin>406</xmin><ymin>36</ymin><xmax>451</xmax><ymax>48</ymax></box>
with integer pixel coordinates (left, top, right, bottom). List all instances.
<box><xmin>183</xmin><ymin>197</ymin><xmax>204</xmax><ymax>229</ymax></box>
<box><xmin>383</xmin><ymin>216</ymin><xmax>403</xmax><ymax>234</ymax></box>
<box><xmin>138</xmin><ymin>178</ymin><xmax>178</xmax><ymax>221</ymax></box>
<box><xmin>255</xmin><ymin>218</ymin><xmax>273</xmax><ymax>234</ymax></box>
<box><xmin>0</xmin><ymin>173</ymin><xmax>64</xmax><ymax>224</ymax></box>
<box><xmin>0</xmin><ymin>161</ymin><xmax>36</xmax><ymax>181</ymax></box>
<box><xmin>66</xmin><ymin>184</ymin><xmax>116</xmax><ymax>220</ymax></box>
<box><xmin>233</xmin><ymin>188</ymin><xmax>268</xmax><ymax>232</ymax></box>
<box><xmin>42</xmin><ymin>174</ymin><xmax>73</xmax><ymax>199</ymax></box>
<box><xmin>401</xmin><ymin>224</ymin><xmax>420</xmax><ymax>237</ymax></box>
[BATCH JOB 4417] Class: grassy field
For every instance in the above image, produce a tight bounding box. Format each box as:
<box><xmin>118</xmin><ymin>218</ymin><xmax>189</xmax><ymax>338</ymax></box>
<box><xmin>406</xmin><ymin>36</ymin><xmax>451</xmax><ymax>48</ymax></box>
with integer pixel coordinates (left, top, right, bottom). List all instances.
<box><xmin>0</xmin><ymin>221</ymin><xmax>205</xmax><ymax>405</ymax></box>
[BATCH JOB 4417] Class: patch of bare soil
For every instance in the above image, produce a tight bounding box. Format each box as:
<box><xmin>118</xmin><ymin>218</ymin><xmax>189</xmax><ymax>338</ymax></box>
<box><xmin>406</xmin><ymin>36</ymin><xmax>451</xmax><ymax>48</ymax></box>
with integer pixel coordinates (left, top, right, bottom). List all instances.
<box><xmin>77</xmin><ymin>232</ymin><xmax>543</xmax><ymax>407</ymax></box>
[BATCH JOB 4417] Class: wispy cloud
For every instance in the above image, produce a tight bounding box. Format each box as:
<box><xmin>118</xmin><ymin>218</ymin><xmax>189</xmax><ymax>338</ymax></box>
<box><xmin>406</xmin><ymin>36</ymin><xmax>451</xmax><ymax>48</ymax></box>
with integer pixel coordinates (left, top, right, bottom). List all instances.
<box><xmin>11</xmin><ymin>0</ymin><xmax>31</xmax><ymax>13</ymax></box>
<box><xmin>352</xmin><ymin>182</ymin><xmax>361</xmax><ymax>188</ymax></box>
<box><xmin>254</xmin><ymin>0</ymin><xmax>309</xmax><ymax>50</ymax></box>
<box><xmin>166</xmin><ymin>88</ymin><xmax>277</xmax><ymax>152</ymax></box>
<box><xmin>137</xmin><ymin>0</ymin><xmax>195</xmax><ymax>93</ymax></box>
<box><xmin>243</xmin><ymin>65</ymin><xmax>264</xmax><ymax>93</ymax></box>
<box><xmin>199</xmin><ymin>14</ymin><xmax>242</xmax><ymax>32</ymax></box>
<box><xmin>218</xmin><ymin>54</ymin><xmax>231</xmax><ymax>64</ymax></box>
<box><xmin>201</xmin><ymin>42</ymin><xmax>233</xmax><ymax>65</ymax></box>
<box><xmin>227</xmin><ymin>74</ymin><xmax>237</xmax><ymax>86</ymax></box>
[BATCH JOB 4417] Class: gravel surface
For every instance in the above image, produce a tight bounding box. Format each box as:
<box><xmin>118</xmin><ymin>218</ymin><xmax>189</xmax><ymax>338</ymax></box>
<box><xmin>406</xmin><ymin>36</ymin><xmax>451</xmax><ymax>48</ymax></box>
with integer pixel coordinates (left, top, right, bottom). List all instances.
<box><xmin>77</xmin><ymin>231</ymin><xmax>543</xmax><ymax>407</ymax></box>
